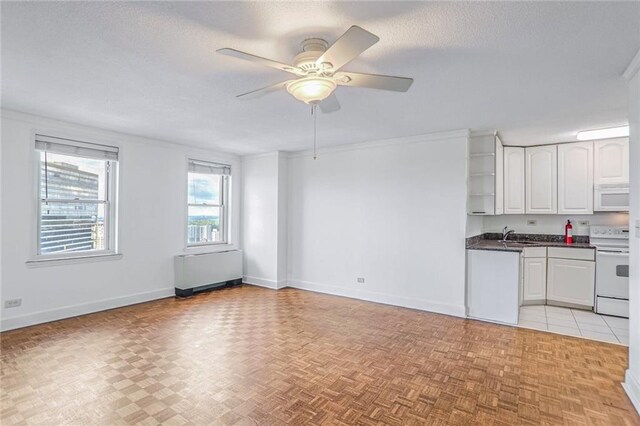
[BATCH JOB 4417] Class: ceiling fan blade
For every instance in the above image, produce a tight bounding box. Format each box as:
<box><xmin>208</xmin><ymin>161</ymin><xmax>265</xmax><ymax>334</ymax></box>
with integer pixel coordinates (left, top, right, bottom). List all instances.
<box><xmin>318</xmin><ymin>92</ymin><xmax>341</xmax><ymax>113</ymax></box>
<box><xmin>236</xmin><ymin>80</ymin><xmax>292</xmax><ymax>99</ymax></box>
<box><xmin>315</xmin><ymin>26</ymin><xmax>379</xmax><ymax>72</ymax></box>
<box><xmin>217</xmin><ymin>48</ymin><xmax>305</xmax><ymax>76</ymax></box>
<box><xmin>334</xmin><ymin>71</ymin><xmax>413</xmax><ymax>92</ymax></box>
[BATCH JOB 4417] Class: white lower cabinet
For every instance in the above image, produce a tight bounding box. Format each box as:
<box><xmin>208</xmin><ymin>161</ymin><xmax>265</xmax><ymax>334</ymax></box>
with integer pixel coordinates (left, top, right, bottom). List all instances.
<box><xmin>522</xmin><ymin>247</ymin><xmax>547</xmax><ymax>304</ymax></box>
<box><xmin>547</xmin><ymin>257</ymin><xmax>595</xmax><ymax>308</ymax></box>
<box><xmin>523</xmin><ymin>258</ymin><xmax>547</xmax><ymax>303</ymax></box>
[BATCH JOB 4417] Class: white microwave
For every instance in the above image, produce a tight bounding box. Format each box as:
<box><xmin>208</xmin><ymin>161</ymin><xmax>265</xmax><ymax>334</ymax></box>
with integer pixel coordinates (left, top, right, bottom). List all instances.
<box><xmin>594</xmin><ymin>184</ymin><xmax>629</xmax><ymax>212</ymax></box>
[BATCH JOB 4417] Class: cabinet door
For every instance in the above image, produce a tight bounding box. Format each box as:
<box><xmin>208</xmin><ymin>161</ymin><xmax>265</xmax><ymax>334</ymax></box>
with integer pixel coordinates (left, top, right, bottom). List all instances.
<box><xmin>495</xmin><ymin>137</ymin><xmax>504</xmax><ymax>215</ymax></box>
<box><xmin>558</xmin><ymin>142</ymin><xmax>593</xmax><ymax>214</ymax></box>
<box><xmin>526</xmin><ymin>145</ymin><xmax>558</xmax><ymax>214</ymax></box>
<box><xmin>504</xmin><ymin>147</ymin><xmax>525</xmax><ymax>214</ymax></box>
<box><xmin>594</xmin><ymin>138</ymin><xmax>629</xmax><ymax>186</ymax></box>
<box><xmin>523</xmin><ymin>257</ymin><xmax>546</xmax><ymax>302</ymax></box>
<box><xmin>547</xmin><ymin>258</ymin><xmax>595</xmax><ymax>307</ymax></box>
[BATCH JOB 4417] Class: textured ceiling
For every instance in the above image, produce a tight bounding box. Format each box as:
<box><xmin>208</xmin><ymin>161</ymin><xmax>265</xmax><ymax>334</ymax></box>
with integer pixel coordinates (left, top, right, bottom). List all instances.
<box><xmin>2</xmin><ymin>1</ymin><xmax>639</xmax><ymax>154</ymax></box>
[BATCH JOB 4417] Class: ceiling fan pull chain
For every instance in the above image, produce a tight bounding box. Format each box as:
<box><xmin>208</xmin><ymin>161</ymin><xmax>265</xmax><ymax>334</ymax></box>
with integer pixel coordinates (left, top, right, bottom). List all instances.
<box><xmin>312</xmin><ymin>104</ymin><xmax>318</xmax><ymax>160</ymax></box>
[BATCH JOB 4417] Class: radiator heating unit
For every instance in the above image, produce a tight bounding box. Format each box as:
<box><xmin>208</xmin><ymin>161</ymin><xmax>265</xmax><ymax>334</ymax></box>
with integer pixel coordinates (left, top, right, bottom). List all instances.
<box><xmin>174</xmin><ymin>250</ymin><xmax>243</xmax><ymax>296</ymax></box>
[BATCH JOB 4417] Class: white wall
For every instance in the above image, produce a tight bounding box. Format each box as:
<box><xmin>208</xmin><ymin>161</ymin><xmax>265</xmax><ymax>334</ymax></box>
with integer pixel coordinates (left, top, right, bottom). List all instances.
<box><xmin>0</xmin><ymin>110</ymin><xmax>241</xmax><ymax>331</ymax></box>
<box><xmin>286</xmin><ymin>131</ymin><xmax>469</xmax><ymax>317</ymax></box>
<box><xmin>466</xmin><ymin>215</ymin><xmax>483</xmax><ymax>237</ymax></box>
<box><xmin>623</xmin><ymin>54</ymin><xmax>640</xmax><ymax>414</ymax></box>
<box><xmin>0</xmin><ymin>111</ymin><xmax>3</xmax><ymax>317</ymax></box>
<box><xmin>277</xmin><ymin>153</ymin><xmax>288</xmax><ymax>282</ymax></box>
<box><xmin>483</xmin><ymin>213</ymin><xmax>629</xmax><ymax>236</ymax></box>
<box><xmin>241</xmin><ymin>152</ymin><xmax>287</xmax><ymax>289</ymax></box>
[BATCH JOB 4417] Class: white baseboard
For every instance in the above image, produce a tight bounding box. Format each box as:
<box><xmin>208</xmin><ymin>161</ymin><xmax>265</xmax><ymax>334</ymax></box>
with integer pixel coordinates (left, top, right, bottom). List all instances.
<box><xmin>623</xmin><ymin>369</ymin><xmax>640</xmax><ymax>415</ymax></box>
<box><xmin>287</xmin><ymin>279</ymin><xmax>466</xmax><ymax>318</ymax></box>
<box><xmin>0</xmin><ymin>287</ymin><xmax>175</xmax><ymax>332</ymax></box>
<box><xmin>243</xmin><ymin>276</ymin><xmax>288</xmax><ymax>290</ymax></box>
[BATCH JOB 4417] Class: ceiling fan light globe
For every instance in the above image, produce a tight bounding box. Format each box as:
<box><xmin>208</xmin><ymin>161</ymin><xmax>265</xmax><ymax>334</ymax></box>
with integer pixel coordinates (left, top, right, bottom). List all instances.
<box><xmin>286</xmin><ymin>77</ymin><xmax>336</xmax><ymax>104</ymax></box>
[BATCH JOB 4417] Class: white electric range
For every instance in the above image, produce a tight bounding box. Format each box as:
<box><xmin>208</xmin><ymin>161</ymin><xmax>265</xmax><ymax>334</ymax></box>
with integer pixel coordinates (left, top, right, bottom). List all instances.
<box><xmin>590</xmin><ymin>225</ymin><xmax>630</xmax><ymax>318</ymax></box>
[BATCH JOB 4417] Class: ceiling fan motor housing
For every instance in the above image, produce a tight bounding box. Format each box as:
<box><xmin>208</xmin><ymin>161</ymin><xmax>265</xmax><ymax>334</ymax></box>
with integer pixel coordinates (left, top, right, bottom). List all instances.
<box><xmin>294</xmin><ymin>38</ymin><xmax>331</xmax><ymax>74</ymax></box>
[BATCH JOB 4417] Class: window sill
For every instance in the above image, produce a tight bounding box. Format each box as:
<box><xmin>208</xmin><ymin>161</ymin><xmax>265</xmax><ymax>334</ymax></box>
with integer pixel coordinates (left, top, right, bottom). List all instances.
<box><xmin>26</xmin><ymin>253</ymin><xmax>123</xmax><ymax>268</ymax></box>
<box><xmin>183</xmin><ymin>243</ymin><xmax>234</xmax><ymax>254</ymax></box>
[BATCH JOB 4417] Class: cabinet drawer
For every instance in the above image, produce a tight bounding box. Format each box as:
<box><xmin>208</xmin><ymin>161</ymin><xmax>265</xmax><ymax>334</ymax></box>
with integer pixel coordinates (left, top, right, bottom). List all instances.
<box><xmin>547</xmin><ymin>247</ymin><xmax>595</xmax><ymax>261</ymax></box>
<box><xmin>523</xmin><ymin>247</ymin><xmax>547</xmax><ymax>258</ymax></box>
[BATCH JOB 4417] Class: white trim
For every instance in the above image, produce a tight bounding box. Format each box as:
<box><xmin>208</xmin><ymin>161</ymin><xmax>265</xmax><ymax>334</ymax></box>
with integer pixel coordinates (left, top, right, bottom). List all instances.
<box><xmin>241</xmin><ymin>151</ymin><xmax>281</xmax><ymax>161</ymax></box>
<box><xmin>470</xmin><ymin>129</ymin><xmax>498</xmax><ymax>137</ymax></box>
<box><xmin>29</xmin><ymin>132</ymin><xmax>122</xmax><ymax>260</ymax></box>
<box><xmin>34</xmin><ymin>145</ymin><xmax>119</xmax><ymax>258</ymax></box>
<box><xmin>0</xmin><ymin>287</ymin><xmax>174</xmax><ymax>332</ymax></box>
<box><xmin>623</xmin><ymin>48</ymin><xmax>640</xmax><ymax>82</ymax></box>
<box><xmin>287</xmin><ymin>279</ymin><xmax>466</xmax><ymax>318</ymax></box>
<box><xmin>184</xmin><ymin>156</ymin><xmax>231</xmax><ymax>248</ymax></box>
<box><xmin>623</xmin><ymin>370</ymin><xmax>640</xmax><ymax>415</ymax></box>
<box><xmin>1</xmin><ymin>109</ymin><xmax>240</xmax><ymax>162</ymax></box>
<box><xmin>467</xmin><ymin>315</ymin><xmax>518</xmax><ymax>328</ymax></box>
<box><xmin>285</xmin><ymin>129</ymin><xmax>470</xmax><ymax>159</ymax></box>
<box><xmin>183</xmin><ymin>244</ymin><xmax>235</xmax><ymax>255</ymax></box>
<box><xmin>243</xmin><ymin>276</ymin><xmax>288</xmax><ymax>290</ymax></box>
<box><xmin>26</xmin><ymin>252</ymin><xmax>123</xmax><ymax>268</ymax></box>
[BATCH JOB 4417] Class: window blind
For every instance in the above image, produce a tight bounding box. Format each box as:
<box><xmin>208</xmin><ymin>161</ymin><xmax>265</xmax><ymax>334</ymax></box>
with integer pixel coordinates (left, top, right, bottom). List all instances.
<box><xmin>35</xmin><ymin>135</ymin><xmax>119</xmax><ymax>161</ymax></box>
<box><xmin>188</xmin><ymin>159</ymin><xmax>231</xmax><ymax>175</ymax></box>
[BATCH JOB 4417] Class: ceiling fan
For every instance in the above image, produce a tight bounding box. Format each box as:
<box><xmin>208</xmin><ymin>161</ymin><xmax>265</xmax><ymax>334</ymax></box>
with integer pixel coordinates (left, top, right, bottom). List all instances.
<box><xmin>217</xmin><ymin>26</ymin><xmax>414</xmax><ymax>113</ymax></box>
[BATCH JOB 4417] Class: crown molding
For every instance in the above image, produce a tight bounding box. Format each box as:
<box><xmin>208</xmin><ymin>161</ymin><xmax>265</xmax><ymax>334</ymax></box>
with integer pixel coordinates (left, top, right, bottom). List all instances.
<box><xmin>470</xmin><ymin>129</ymin><xmax>497</xmax><ymax>137</ymax></box>
<box><xmin>623</xmin><ymin>47</ymin><xmax>640</xmax><ymax>82</ymax></box>
<box><xmin>285</xmin><ymin>129</ymin><xmax>470</xmax><ymax>159</ymax></box>
<box><xmin>241</xmin><ymin>151</ymin><xmax>281</xmax><ymax>161</ymax></box>
<box><xmin>0</xmin><ymin>108</ymin><xmax>240</xmax><ymax>162</ymax></box>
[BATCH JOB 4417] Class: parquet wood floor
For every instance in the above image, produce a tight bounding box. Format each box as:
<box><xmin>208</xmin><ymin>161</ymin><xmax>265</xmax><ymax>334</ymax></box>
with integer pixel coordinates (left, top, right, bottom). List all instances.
<box><xmin>1</xmin><ymin>285</ymin><xmax>638</xmax><ymax>425</ymax></box>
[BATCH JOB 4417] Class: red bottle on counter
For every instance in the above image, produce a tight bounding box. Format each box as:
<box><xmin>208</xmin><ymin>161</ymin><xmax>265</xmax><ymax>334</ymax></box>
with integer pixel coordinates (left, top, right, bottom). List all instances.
<box><xmin>565</xmin><ymin>220</ymin><xmax>573</xmax><ymax>244</ymax></box>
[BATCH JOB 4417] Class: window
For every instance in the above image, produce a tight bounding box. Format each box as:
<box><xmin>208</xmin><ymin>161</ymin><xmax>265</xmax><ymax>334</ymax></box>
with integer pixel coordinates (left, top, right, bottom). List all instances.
<box><xmin>187</xmin><ymin>159</ymin><xmax>230</xmax><ymax>246</ymax></box>
<box><xmin>36</xmin><ymin>135</ymin><xmax>118</xmax><ymax>258</ymax></box>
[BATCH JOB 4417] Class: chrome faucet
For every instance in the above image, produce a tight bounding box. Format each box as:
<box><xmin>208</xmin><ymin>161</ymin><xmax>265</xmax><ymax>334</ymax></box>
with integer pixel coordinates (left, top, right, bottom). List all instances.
<box><xmin>502</xmin><ymin>226</ymin><xmax>515</xmax><ymax>242</ymax></box>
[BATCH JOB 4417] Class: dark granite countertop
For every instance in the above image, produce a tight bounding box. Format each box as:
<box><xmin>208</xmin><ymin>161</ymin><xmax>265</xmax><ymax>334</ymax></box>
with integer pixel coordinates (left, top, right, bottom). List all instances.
<box><xmin>466</xmin><ymin>233</ymin><xmax>595</xmax><ymax>252</ymax></box>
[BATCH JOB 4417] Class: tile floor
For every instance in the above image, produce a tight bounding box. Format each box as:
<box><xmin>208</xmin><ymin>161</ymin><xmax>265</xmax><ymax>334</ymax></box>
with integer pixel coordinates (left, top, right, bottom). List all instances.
<box><xmin>518</xmin><ymin>305</ymin><xmax>629</xmax><ymax>345</ymax></box>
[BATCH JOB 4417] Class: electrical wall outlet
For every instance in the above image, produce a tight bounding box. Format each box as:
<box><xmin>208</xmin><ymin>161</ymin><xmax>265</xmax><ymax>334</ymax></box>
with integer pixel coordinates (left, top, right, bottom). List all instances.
<box><xmin>527</xmin><ymin>220</ymin><xmax>537</xmax><ymax>226</ymax></box>
<box><xmin>4</xmin><ymin>298</ymin><xmax>22</xmax><ymax>309</ymax></box>
<box><xmin>578</xmin><ymin>220</ymin><xmax>590</xmax><ymax>226</ymax></box>
<box><xmin>357</xmin><ymin>278</ymin><xmax>365</xmax><ymax>283</ymax></box>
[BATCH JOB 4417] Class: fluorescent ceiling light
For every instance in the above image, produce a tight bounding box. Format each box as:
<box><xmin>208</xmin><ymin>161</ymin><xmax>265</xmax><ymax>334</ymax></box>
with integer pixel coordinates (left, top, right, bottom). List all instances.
<box><xmin>576</xmin><ymin>126</ymin><xmax>629</xmax><ymax>141</ymax></box>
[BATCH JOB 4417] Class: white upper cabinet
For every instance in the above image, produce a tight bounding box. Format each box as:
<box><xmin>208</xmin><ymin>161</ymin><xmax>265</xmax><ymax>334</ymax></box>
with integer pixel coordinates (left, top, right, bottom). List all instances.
<box><xmin>525</xmin><ymin>145</ymin><xmax>557</xmax><ymax>214</ymax></box>
<box><xmin>594</xmin><ymin>138</ymin><xmax>629</xmax><ymax>186</ymax></box>
<box><xmin>503</xmin><ymin>147</ymin><xmax>525</xmax><ymax>214</ymax></box>
<box><xmin>558</xmin><ymin>142</ymin><xmax>594</xmax><ymax>214</ymax></box>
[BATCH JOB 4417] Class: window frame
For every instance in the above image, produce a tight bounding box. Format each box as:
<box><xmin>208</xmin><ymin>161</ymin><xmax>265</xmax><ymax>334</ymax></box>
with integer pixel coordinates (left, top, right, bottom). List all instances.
<box><xmin>33</xmin><ymin>137</ymin><xmax>119</xmax><ymax>261</ymax></box>
<box><xmin>186</xmin><ymin>159</ymin><xmax>230</xmax><ymax>248</ymax></box>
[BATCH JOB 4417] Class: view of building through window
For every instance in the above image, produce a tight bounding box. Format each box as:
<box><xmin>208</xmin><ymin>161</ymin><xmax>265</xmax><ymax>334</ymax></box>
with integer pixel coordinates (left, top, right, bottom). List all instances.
<box><xmin>187</xmin><ymin>171</ymin><xmax>225</xmax><ymax>245</ymax></box>
<box><xmin>39</xmin><ymin>152</ymin><xmax>108</xmax><ymax>254</ymax></box>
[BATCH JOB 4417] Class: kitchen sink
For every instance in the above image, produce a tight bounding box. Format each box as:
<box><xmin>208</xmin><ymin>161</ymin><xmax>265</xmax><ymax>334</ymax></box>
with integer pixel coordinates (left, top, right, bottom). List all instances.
<box><xmin>503</xmin><ymin>240</ymin><xmax>539</xmax><ymax>246</ymax></box>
